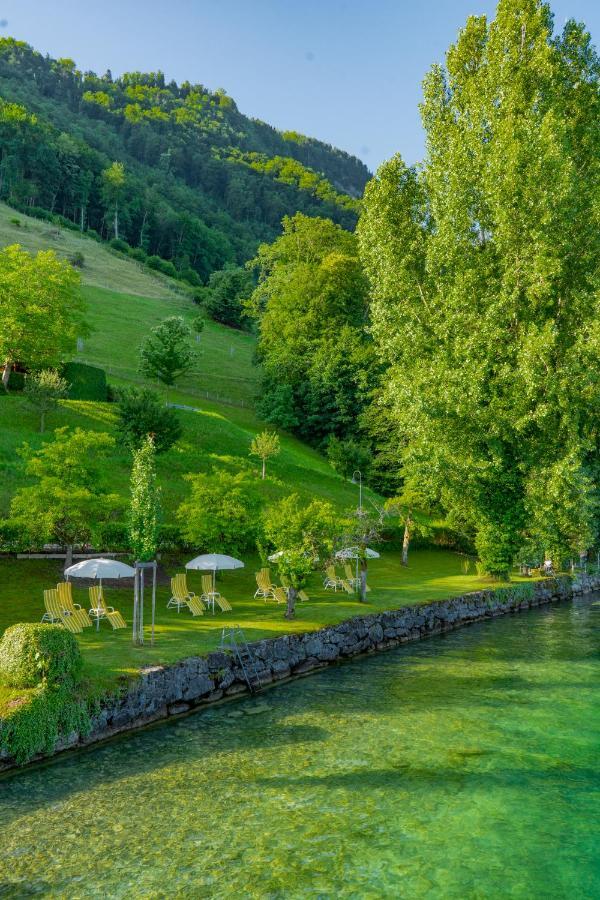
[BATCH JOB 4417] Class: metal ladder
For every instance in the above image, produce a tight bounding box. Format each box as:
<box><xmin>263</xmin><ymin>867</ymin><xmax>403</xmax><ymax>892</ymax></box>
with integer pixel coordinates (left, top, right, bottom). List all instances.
<box><xmin>220</xmin><ymin>625</ymin><xmax>263</xmax><ymax>693</ymax></box>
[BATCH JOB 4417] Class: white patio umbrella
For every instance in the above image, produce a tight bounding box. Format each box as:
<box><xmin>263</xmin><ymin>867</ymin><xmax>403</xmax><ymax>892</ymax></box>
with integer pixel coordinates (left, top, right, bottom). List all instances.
<box><xmin>64</xmin><ymin>558</ymin><xmax>135</xmax><ymax>630</ymax></box>
<box><xmin>64</xmin><ymin>558</ymin><xmax>136</xmax><ymax>582</ymax></box>
<box><xmin>267</xmin><ymin>550</ymin><xmax>284</xmax><ymax>562</ymax></box>
<box><xmin>185</xmin><ymin>554</ymin><xmax>244</xmax><ymax>608</ymax></box>
<box><xmin>335</xmin><ymin>546</ymin><xmax>380</xmax><ymax>560</ymax></box>
<box><xmin>335</xmin><ymin>546</ymin><xmax>380</xmax><ymax>589</ymax></box>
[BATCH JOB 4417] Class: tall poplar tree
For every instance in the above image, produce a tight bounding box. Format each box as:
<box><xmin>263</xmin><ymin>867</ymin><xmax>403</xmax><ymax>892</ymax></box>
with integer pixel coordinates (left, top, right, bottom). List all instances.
<box><xmin>359</xmin><ymin>0</ymin><xmax>600</xmax><ymax>575</ymax></box>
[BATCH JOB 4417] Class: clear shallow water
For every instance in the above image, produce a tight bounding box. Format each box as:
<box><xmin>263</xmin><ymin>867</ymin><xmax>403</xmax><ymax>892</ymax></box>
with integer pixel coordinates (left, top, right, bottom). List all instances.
<box><xmin>1</xmin><ymin>598</ymin><xmax>599</xmax><ymax>899</ymax></box>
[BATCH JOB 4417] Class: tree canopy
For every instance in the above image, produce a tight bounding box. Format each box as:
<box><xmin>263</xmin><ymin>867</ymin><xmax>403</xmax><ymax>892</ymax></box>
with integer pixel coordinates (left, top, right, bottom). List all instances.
<box><xmin>358</xmin><ymin>0</ymin><xmax>600</xmax><ymax>575</ymax></box>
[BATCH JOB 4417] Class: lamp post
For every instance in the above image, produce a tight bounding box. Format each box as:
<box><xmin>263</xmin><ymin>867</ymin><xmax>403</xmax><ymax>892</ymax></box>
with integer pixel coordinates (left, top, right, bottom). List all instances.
<box><xmin>352</xmin><ymin>469</ymin><xmax>363</xmax><ymax>513</ymax></box>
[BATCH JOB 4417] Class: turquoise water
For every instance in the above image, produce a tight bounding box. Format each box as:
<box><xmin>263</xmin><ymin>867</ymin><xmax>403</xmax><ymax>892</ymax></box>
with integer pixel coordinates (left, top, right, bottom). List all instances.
<box><xmin>1</xmin><ymin>597</ymin><xmax>599</xmax><ymax>899</ymax></box>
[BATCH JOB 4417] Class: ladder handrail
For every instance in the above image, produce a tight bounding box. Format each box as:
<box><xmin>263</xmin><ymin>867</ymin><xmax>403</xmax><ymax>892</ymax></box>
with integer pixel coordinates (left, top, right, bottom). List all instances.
<box><xmin>220</xmin><ymin>625</ymin><xmax>262</xmax><ymax>692</ymax></box>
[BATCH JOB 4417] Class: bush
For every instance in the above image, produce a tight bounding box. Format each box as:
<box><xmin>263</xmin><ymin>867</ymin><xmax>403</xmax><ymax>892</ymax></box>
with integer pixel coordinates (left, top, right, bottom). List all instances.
<box><xmin>146</xmin><ymin>255</ymin><xmax>178</xmax><ymax>278</ymax></box>
<box><xmin>326</xmin><ymin>436</ymin><xmax>371</xmax><ymax>478</ymax></box>
<box><xmin>129</xmin><ymin>247</ymin><xmax>147</xmax><ymax>263</ymax></box>
<box><xmin>0</xmin><ymin>683</ymin><xmax>91</xmax><ymax>765</ymax></box>
<box><xmin>69</xmin><ymin>251</ymin><xmax>85</xmax><ymax>268</ymax></box>
<box><xmin>157</xmin><ymin>523</ymin><xmax>187</xmax><ymax>552</ymax></box>
<box><xmin>94</xmin><ymin>520</ymin><xmax>130</xmax><ymax>551</ymax></box>
<box><xmin>0</xmin><ymin>623</ymin><xmax>82</xmax><ymax>689</ymax></box>
<box><xmin>110</xmin><ymin>237</ymin><xmax>131</xmax><ymax>254</ymax></box>
<box><xmin>10</xmin><ymin>217</ymin><xmax>21</xmax><ymax>227</ymax></box>
<box><xmin>25</xmin><ymin>206</ymin><xmax>53</xmax><ymax>222</ymax></box>
<box><xmin>86</xmin><ymin>228</ymin><xmax>101</xmax><ymax>241</ymax></box>
<box><xmin>61</xmin><ymin>362</ymin><xmax>107</xmax><ymax>401</ymax></box>
<box><xmin>116</xmin><ymin>386</ymin><xmax>182</xmax><ymax>453</ymax></box>
<box><xmin>0</xmin><ymin>519</ymin><xmax>26</xmax><ymax>552</ymax></box>
<box><xmin>180</xmin><ymin>267</ymin><xmax>202</xmax><ymax>286</ymax></box>
<box><xmin>6</xmin><ymin>369</ymin><xmax>25</xmax><ymax>391</ymax></box>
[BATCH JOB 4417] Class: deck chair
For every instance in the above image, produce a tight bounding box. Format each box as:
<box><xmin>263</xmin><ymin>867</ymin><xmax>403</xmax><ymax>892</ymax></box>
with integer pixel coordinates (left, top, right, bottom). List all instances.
<box><xmin>42</xmin><ymin>589</ymin><xmax>82</xmax><ymax>633</ymax></box>
<box><xmin>344</xmin><ymin>564</ymin><xmax>369</xmax><ymax>592</ymax></box>
<box><xmin>88</xmin><ymin>585</ymin><xmax>127</xmax><ymax>629</ymax></box>
<box><xmin>201</xmin><ymin>574</ymin><xmax>232</xmax><ymax>612</ymax></box>
<box><xmin>56</xmin><ymin>581</ymin><xmax>92</xmax><ymax>628</ymax></box>
<box><xmin>281</xmin><ymin>575</ymin><xmax>308</xmax><ymax>603</ymax></box>
<box><xmin>254</xmin><ymin>568</ymin><xmax>277</xmax><ymax>600</ymax></box>
<box><xmin>168</xmin><ymin>576</ymin><xmax>205</xmax><ymax>616</ymax></box>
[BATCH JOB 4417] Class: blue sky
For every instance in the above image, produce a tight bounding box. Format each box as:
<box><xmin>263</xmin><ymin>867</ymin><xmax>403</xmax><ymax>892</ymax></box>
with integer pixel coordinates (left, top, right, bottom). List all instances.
<box><xmin>3</xmin><ymin>1</ymin><xmax>599</xmax><ymax>170</ymax></box>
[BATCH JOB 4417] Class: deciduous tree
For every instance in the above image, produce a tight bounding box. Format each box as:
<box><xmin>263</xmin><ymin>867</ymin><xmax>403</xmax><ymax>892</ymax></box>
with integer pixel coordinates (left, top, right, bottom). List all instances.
<box><xmin>359</xmin><ymin>0</ymin><xmax>600</xmax><ymax>576</ymax></box>
<box><xmin>23</xmin><ymin>369</ymin><xmax>69</xmax><ymax>433</ymax></box>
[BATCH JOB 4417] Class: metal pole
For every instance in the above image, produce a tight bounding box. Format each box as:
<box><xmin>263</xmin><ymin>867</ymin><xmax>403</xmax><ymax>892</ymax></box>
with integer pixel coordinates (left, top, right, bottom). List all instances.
<box><xmin>132</xmin><ymin>566</ymin><xmax>138</xmax><ymax>644</ymax></box>
<box><xmin>139</xmin><ymin>567</ymin><xmax>144</xmax><ymax>645</ymax></box>
<box><xmin>353</xmin><ymin>470</ymin><xmax>362</xmax><ymax>513</ymax></box>
<box><xmin>151</xmin><ymin>562</ymin><xmax>156</xmax><ymax>646</ymax></box>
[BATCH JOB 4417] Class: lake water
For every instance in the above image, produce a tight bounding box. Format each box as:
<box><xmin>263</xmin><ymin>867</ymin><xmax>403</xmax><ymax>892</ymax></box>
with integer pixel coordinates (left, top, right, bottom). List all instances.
<box><xmin>1</xmin><ymin>597</ymin><xmax>598</xmax><ymax>898</ymax></box>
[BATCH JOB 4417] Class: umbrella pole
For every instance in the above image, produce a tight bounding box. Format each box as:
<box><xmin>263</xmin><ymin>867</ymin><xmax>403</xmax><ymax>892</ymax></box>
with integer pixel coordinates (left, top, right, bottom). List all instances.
<box><xmin>97</xmin><ymin>577</ymin><xmax>102</xmax><ymax>631</ymax></box>
<box><xmin>213</xmin><ymin>568</ymin><xmax>216</xmax><ymax>615</ymax></box>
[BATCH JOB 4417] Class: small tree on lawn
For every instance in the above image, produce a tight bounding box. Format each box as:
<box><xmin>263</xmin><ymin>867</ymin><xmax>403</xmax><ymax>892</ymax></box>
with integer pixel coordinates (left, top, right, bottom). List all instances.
<box><xmin>384</xmin><ymin>483</ymin><xmax>427</xmax><ymax>567</ymax></box>
<box><xmin>177</xmin><ymin>470</ymin><xmax>261</xmax><ymax>556</ymax></box>
<box><xmin>342</xmin><ymin>505</ymin><xmax>385</xmax><ymax>602</ymax></box>
<box><xmin>24</xmin><ymin>369</ymin><xmax>69</xmax><ymax>433</ymax></box>
<box><xmin>250</xmin><ymin>430</ymin><xmax>281</xmax><ymax>479</ymax></box>
<box><xmin>116</xmin><ymin>386</ymin><xmax>182</xmax><ymax>453</ymax></box>
<box><xmin>262</xmin><ymin>493</ymin><xmax>341</xmax><ymax>619</ymax></box>
<box><xmin>139</xmin><ymin>316</ymin><xmax>194</xmax><ymax>401</ymax></box>
<box><xmin>275</xmin><ymin>550</ymin><xmax>313</xmax><ymax>620</ymax></box>
<box><xmin>129</xmin><ymin>435</ymin><xmax>161</xmax><ymax>562</ymax></box>
<box><xmin>10</xmin><ymin>428</ymin><xmax>120</xmax><ymax>567</ymax></box>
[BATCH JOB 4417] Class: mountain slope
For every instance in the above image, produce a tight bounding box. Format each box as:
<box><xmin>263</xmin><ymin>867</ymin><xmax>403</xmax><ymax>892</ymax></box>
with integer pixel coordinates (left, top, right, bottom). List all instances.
<box><xmin>0</xmin><ymin>38</ymin><xmax>370</xmax><ymax>280</ymax></box>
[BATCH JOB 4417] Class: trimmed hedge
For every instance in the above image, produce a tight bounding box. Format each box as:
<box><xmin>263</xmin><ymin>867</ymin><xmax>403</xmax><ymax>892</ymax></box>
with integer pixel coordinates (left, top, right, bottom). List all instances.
<box><xmin>0</xmin><ymin>684</ymin><xmax>91</xmax><ymax>765</ymax></box>
<box><xmin>61</xmin><ymin>361</ymin><xmax>107</xmax><ymax>401</ymax></box>
<box><xmin>0</xmin><ymin>623</ymin><xmax>82</xmax><ymax>688</ymax></box>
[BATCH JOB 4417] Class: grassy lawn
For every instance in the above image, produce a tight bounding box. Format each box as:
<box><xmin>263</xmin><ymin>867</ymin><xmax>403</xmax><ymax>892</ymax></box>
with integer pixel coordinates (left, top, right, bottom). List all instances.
<box><xmin>0</xmin><ymin>202</ymin><xmax>183</xmax><ymax>298</ymax></box>
<box><xmin>0</xmin><ymin>549</ymin><xmax>523</xmax><ymax>710</ymax></box>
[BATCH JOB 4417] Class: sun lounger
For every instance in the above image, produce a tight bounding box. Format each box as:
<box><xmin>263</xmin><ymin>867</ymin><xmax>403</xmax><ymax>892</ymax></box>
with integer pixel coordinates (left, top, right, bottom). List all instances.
<box><xmin>42</xmin><ymin>588</ymin><xmax>82</xmax><ymax>633</ymax></box>
<box><xmin>56</xmin><ymin>581</ymin><xmax>92</xmax><ymax>628</ymax></box>
<box><xmin>88</xmin><ymin>585</ymin><xmax>127</xmax><ymax>629</ymax></box>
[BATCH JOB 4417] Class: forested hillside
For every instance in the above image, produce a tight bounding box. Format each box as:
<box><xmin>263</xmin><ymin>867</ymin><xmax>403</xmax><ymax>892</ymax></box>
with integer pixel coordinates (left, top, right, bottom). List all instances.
<box><xmin>0</xmin><ymin>38</ymin><xmax>369</xmax><ymax>280</ymax></box>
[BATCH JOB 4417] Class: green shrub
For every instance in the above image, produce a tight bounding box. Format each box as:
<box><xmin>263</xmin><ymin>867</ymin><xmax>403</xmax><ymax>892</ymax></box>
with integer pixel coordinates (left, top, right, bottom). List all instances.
<box><xmin>61</xmin><ymin>362</ymin><xmax>107</xmax><ymax>401</ymax></box>
<box><xmin>158</xmin><ymin>523</ymin><xmax>188</xmax><ymax>552</ymax></box>
<box><xmin>146</xmin><ymin>255</ymin><xmax>178</xmax><ymax>278</ymax></box>
<box><xmin>94</xmin><ymin>520</ymin><xmax>130</xmax><ymax>551</ymax></box>
<box><xmin>69</xmin><ymin>250</ymin><xmax>85</xmax><ymax>268</ymax></box>
<box><xmin>116</xmin><ymin>386</ymin><xmax>182</xmax><ymax>453</ymax></box>
<box><xmin>0</xmin><ymin>684</ymin><xmax>91</xmax><ymax>765</ymax></box>
<box><xmin>0</xmin><ymin>623</ymin><xmax>82</xmax><ymax>689</ymax></box>
<box><xmin>6</xmin><ymin>369</ymin><xmax>25</xmax><ymax>391</ymax></box>
<box><xmin>10</xmin><ymin>217</ymin><xmax>21</xmax><ymax>227</ymax></box>
<box><xmin>129</xmin><ymin>247</ymin><xmax>147</xmax><ymax>263</ymax></box>
<box><xmin>326</xmin><ymin>436</ymin><xmax>371</xmax><ymax>478</ymax></box>
<box><xmin>0</xmin><ymin>519</ymin><xmax>26</xmax><ymax>552</ymax></box>
<box><xmin>110</xmin><ymin>237</ymin><xmax>131</xmax><ymax>254</ymax></box>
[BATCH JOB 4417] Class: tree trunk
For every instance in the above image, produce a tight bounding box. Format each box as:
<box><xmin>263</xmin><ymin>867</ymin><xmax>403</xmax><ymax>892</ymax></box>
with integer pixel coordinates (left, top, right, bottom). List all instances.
<box><xmin>359</xmin><ymin>562</ymin><xmax>368</xmax><ymax>603</ymax></box>
<box><xmin>2</xmin><ymin>360</ymin><xmax>12</xmax><ymax>392</ymax></box>
<box><xmin>139</xmin><ymin>210</ymin><xmax>148</xmax><ymax>247</ymax></box>
<box><xmin>65</xmin><ymin>544</ymin><xmax>74</xmax><ymax>569</ymax></box>
<box><xmin>114</xmin><ymin>202</ymin><xmax>119</xmax><ymax>240</ymax></box>
<box><xmin>262</xmin><ymin>458</ymin><xmax>266</xmax><ymax>480</ymax></box>
<box><xmin>80</xmin><ymin>204</ymin><xmax>85</xmax><ymax>232</ymax></box>
<box><xmin>285</xmin><ymin>586</ymin><xmax>298</xmax><ymax>619</ymax></box>
<box><xmin>401</xmin><ymin>512</ymin><xmax>412</xmax><ymax>566</ymax></box>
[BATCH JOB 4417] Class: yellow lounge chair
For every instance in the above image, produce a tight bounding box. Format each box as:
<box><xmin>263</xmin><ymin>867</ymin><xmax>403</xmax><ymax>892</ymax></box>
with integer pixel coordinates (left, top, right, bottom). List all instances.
<box><xmin>280</xmin><ymin>575</ymin><xmax>309</xmax><ymax>602</ymax></box>
<box><xmin>168</xmin><ymin>576</ymin><xmax>205</xmax><ymax>616</ymax></box>
<box><xmin>200</xmin><ymin>574</ymin><xmax>232</xmax><ymax>612</ymax></box>
<box><xmin>88</xmin><ymin>585</ymin><xmax>127</xmax><ymax>629</ymax></box>
<box><xmin>56</xmin><ymin>581</ymin><xmax>92</xmax><ymax>628</ymax></box>
<box><xmin>254</xmin><ymin>568</ymin><xmax>276</xmax><ymax>600</ymax></box>
<box><xmin>344</xmin><ymin>563</ymin><xmax>370</xmax><ymax>592</ymax></box>
<box><xmin>324</xmin><ymin>565</ymin><xmax>352</xmax><ymax>593</ymax></box>
<box><xmin>42</xmin><ymin>588</ymin><xmax>82</xmax><ymax>633</ymax></box>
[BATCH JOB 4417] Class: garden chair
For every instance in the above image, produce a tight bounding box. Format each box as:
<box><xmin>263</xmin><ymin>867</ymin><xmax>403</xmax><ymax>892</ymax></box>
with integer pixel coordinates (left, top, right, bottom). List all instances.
<box><xmin>254</xmin><ymin>568</ymin><xmax>277</xmax><ymax>600</ymax></box>
<box><xmin>344</xmin><ymin>563</ymin><xmax>370</xmax><ymax>592</ymax></box>
<box><xmin>200</xmin><ymin>574</ymin><xmax>232</xmax><ymax>612</ymax></box>
<box><xmin>281</xmin><ymin>575</ymin><xmax>308</xmax><ymax>602</ymax></box>
<box><xmin>324</xmin><ymin>565</ymin><xmax>353</xmax><ymax>593</ymax></box>
<box><xmin>175</xmin><ymin>572</ymin><xmax>205</xmax><ymax>616</ymax></box>
<box><xmin>170</xmin><ymin>574</ymin><xmax>205</xmax><ymax>616</ymax></box>
<box><xmin>42</xmin><ymin>589</ymin><xmax>82</xmax><ymax>633</ymax></box>
<box><xmin>56</xmin><ymin>581</ymin><xmax>92</xmax><ymax>628</ymax></box>
<box><xmin>88</xmin><ymin>585</ymin><xmax>127</xmax><ymax>629</ymax></box>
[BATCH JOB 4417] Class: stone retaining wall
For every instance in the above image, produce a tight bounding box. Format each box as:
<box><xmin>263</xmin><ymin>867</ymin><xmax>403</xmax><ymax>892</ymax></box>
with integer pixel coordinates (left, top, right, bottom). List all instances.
<box><xmin>4</xmin><ymin>574</ymin><xmax>600</xmax><ymax>769</ymax></box>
